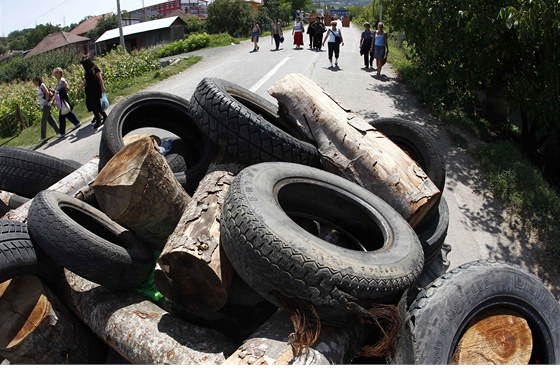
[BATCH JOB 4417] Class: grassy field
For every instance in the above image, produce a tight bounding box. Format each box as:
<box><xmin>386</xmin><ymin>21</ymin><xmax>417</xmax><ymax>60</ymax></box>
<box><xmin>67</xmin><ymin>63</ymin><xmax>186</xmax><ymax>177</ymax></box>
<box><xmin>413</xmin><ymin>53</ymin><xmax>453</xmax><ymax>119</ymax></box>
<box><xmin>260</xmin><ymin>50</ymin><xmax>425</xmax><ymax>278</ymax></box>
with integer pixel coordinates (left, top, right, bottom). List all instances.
<box><xmin>1</xmin><ymin>56</ymin><xmax>201</xmax><ymax>149</ymax></box>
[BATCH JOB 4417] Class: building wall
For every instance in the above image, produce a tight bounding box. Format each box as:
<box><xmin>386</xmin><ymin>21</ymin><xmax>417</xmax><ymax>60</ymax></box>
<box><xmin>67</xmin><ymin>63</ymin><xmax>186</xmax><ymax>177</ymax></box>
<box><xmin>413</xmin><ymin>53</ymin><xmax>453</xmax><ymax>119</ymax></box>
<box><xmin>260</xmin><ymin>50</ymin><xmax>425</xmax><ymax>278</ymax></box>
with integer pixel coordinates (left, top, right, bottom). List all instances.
<box><xmin>99</xmin><ymin>26</ymin><xmax>184</xmax><ymax>53</ymax></box>
<box><xmin>128</xmin><ymin>0</ymin><xmax>207</xmax><ymax>20</ymax></box>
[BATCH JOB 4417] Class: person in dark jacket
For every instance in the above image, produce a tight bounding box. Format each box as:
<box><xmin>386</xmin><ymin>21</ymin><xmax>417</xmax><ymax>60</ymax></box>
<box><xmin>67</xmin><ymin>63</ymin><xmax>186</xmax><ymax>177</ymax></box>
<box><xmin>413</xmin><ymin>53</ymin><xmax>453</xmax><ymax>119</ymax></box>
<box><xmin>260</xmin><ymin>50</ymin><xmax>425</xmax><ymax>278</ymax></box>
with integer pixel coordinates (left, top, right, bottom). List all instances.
<box><xmin>360</xmin><ymin>22</ymin><xmax>374</xmax><ymax>69</ymax></box>
<box><xmin>307</xmin><ymin>17</ymin><xmax>316</xmax><ymax>49</ymax></box>
<box><xmin>80</xmin><ymin>55</ymin><xmax>107</xmax><ymax>129</ymax></box>
<box><xmin>313</xmin><ymin>17</ymin><xmax>326</xmax><ymax>51</ymax></box>
<box><xmin>53</xmin><ymin>67</ymin><xmax>80</xmax><ymax>136</ymax></box>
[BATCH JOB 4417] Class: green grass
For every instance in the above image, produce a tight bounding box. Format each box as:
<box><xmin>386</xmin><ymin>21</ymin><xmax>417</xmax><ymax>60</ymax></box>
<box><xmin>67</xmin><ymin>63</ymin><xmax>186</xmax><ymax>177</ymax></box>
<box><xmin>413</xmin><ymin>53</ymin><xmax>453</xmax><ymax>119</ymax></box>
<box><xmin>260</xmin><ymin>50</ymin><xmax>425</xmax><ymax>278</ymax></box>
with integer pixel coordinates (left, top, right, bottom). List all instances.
<box><xmin>2</xmin><ymin>56</ymin><xmax>201</xmax><ymax>148</ymax></box>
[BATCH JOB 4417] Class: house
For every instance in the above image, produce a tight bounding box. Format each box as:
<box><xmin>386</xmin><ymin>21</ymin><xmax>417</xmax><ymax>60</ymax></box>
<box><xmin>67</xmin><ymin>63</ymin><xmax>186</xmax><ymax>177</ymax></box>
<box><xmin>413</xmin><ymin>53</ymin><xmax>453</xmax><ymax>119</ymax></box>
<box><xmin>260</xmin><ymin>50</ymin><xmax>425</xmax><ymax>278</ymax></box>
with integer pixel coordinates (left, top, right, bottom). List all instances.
<box><xmin>95</xmin><ymin>16</ymin><xmax>185</xmax><ymax>53</ymax></box>
<box><xmin>69</xmin><ymin>13</ymin><xmax>112</xmax><ymax>37</ymax></box>
<box><xmin>24</xmin><ymin>31</ymin><xmax>90</xmax><ymax>59</ymax></box>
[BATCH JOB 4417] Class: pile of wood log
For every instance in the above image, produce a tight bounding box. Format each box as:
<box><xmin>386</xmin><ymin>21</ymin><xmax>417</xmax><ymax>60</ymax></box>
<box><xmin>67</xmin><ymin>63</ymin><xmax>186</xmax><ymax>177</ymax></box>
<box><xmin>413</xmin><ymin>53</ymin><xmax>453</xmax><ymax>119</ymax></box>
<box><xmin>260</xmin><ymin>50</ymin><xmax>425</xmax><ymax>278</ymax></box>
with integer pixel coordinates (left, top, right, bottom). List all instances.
<box><xmin>1</xmin><ymin>74</ymin><xmax>555</xmax><ymax>365</ymax></box>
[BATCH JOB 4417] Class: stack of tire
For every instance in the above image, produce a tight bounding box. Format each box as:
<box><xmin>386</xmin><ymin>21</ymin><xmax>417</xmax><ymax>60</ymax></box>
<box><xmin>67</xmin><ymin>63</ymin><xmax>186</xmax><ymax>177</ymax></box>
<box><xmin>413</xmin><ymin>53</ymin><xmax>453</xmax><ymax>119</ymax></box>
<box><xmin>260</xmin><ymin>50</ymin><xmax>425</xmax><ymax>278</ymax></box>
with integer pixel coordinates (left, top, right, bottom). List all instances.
<box><xmin>3</xmin><ymin>76</ymin><xmax>558</xmax><ymax>365</ymax></box>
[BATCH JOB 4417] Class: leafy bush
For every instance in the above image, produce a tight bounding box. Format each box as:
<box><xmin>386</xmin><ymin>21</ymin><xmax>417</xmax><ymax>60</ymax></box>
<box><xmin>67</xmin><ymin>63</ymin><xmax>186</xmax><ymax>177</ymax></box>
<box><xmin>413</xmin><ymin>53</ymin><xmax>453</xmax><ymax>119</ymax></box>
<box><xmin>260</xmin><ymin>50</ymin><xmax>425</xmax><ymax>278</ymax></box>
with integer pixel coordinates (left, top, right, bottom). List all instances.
<box><xmin>0</xmin><ymin>48</ymin><xmax>79</xmax><ymax>83</ymax></box>
<box><xmin>155</xmin><ymin>33</ymin><xmax>236</xmax><ymax>58</ymax></box>
<box><xmin>184</xmin><ymin>17</ymin><xmax>207</xmax><ymax>34</ymax></box>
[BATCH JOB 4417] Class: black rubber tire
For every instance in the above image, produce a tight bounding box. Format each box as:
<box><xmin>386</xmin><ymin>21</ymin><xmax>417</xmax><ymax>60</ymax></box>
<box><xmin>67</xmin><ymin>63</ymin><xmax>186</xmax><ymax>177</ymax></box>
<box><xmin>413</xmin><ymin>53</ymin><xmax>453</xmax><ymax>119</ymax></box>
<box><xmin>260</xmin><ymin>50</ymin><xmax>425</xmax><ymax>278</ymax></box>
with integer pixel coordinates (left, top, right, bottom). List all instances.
<box><xmin>0</xmin><ymin>147</ymin><xmax>81</xmax><ymax>198</ymax></box>
<box><xmin>0</xmin><ymin>220</ymin><xmax>44</xmax><ymax>282</ymax></box>
<box><xmin>27</xmin><ymin>190</ymin><xmax>154</xmax><ymax>290</ymax></box>
<box><xmin>98</xmin><ymin>91</ymin><xmax>216</xmax><ymax>195</ymax></box>
<box><xmin>165</xmin><ymin>152</ymin><xmax>187</xmax><ymax>173</ymax></box>
<box><xmin>65</xmin><ymin>159</ymin><xmax>83</xmax><ymax>168</ymax></box>
<box><xmin>393</xmin><ymin>259</ymin><xmax>560</xmax><ymax>364</ymax></box>
<box><xmin>190</xmin><ymin>78</ymin><xmax>320</xmax><ymax>166</ymax></box>
<box><xmin>221</xmin><ymin>162</ymin><xmax>424</xmax><ymax>314</ymax></box>
<box><xmin>416</xmin><ymin>195</ymin><xmax>449</xmax><ymax>268</ymax></box>
<box><xmin>369</xmin><ymin>117</ymin><xmax>446</xmax><ymax>192</ymax></box>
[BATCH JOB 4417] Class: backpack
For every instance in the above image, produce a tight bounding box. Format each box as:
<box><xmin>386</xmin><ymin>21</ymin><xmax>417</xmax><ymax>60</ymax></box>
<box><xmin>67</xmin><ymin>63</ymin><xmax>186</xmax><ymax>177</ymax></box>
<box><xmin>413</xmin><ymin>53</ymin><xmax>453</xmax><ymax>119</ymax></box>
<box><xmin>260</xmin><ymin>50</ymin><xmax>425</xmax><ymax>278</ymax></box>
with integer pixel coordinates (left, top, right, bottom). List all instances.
<box><xmin>41</xmin><ymin>83</ymin><xmax>55</xmax><ymax>101</ymax></box>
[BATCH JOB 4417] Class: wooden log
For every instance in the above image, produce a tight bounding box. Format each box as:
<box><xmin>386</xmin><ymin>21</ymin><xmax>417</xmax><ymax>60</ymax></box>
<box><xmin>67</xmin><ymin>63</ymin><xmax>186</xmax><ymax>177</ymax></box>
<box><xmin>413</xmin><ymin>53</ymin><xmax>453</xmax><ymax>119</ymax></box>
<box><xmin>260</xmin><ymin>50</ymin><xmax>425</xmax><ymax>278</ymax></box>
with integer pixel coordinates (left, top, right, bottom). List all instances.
<box><xmin>155</xmin><ymin>151</ymin><xmax>241</xmax><ymax>313</ymax></box>
<box><xmin>0</xmin><ymin>190</ymin><xmax>28</xmax><ymax>211</ymax></box>
<box><xmin>223</xmin><ymin>309</ymin><xmax>364</xmax><ymax>365</ymax></box>
<box><xmin>59</xmin><ymin>269</ymin><xmax>236</xmax><ymax>365</ymax></box>
<box><xmin>0</xmin><ymin>276</ymin><xmax>107</xmax><ymax>364</ymax></box>
<box><xmin>451</xmin><ymin>308</ymin><xmax>532</xmax><ymax>365</ymax></box>
<box><xmin>1</xmin><ymin>157</ymin><xmax>99</xmax><ymax>223</ymax></box>
<box><xmin>92</xmin><ymin>136</ymin><xmax>190</xmax><ymax>250</ymax></box>
<box><xmin>268</xmin><ymin>73</ymin><xmax>440</xmax><ymax>226</ymax></box>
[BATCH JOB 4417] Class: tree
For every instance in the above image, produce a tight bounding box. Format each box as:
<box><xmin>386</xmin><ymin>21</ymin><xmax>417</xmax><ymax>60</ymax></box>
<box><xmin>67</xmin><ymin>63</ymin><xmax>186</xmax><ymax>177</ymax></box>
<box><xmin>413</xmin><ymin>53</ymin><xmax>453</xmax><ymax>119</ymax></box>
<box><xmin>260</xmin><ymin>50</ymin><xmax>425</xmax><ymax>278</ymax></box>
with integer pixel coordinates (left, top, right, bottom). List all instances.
<box><xmin>206</xmin><ymin>0</ymin><xmax>252</xmax><ymax>37</ymax></box>
<box><xmin>86</xmin><ymin>14</ymin><xmax>118</xmax><ymax>40</ymax></box>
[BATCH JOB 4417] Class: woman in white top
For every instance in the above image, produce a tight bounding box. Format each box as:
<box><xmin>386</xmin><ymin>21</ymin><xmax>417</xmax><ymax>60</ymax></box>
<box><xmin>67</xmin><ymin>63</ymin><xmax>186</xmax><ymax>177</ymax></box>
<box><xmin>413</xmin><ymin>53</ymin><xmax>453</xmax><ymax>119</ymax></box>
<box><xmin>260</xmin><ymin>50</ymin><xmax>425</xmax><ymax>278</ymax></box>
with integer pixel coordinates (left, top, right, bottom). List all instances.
<box><xmin>53</xmin><ymin>67</ymin><xmax>81</xmax><ymax>136</ymax></box>
<box><xmin>32</xmin><ymin>76</ymin><xmax>61</xmax><ymax>142</ymax></box>
<box><xmin>322</xmin><ymin>20</ymin><xmax>344</xmax><ymax>68</ymax></box>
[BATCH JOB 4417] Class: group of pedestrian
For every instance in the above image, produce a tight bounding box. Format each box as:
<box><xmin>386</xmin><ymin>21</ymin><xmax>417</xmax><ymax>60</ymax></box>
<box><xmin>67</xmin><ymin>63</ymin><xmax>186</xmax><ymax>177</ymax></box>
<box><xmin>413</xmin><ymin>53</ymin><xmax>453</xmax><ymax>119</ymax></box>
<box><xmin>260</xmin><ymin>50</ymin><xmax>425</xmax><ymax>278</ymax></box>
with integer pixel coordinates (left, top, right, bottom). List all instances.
<box><xmin>360</xmin><ymin>21</ymin><xmax>388</xmax><ymax>76</ymax></box>
<box><xmin>306</xmin><ymin>17</ymin><xmax>327</xmax><ymax>51</ymax></box>
<box><xmin>34</xmin><ymin>54</ymin><xmax>107</xmax><ymax>143</ymax></box>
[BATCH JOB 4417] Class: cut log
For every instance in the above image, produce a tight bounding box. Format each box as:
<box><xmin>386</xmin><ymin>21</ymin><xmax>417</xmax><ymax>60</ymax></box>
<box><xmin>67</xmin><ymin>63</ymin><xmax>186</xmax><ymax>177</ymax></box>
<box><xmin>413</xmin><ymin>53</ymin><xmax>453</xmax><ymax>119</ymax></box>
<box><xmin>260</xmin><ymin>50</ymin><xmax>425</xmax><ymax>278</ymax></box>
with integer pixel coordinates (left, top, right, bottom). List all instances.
<box><xmin>223</xmin><ymin>309</ymin><xmax>364</xmax><ymax>365</ymax></box>
<box><xmin>92</xmin><ymin>136</ymin><xmax>190</xmax><ymax>250</ymax></box>
<box><xmin>1</xmin><ymin>157</ymin><xmax>99</xmax><ymax>223</ymax></box>
<box><xmin>451</xmin><ymin>308</ymin><xmax>532</xmax><ymax>365</ymax></box>
<box><xmin>0</xmin><ymin>190</ymin><xmax>28</xmax><ymax>213</ymax></box>
<box><xmin>155</xmin><ymin>150</ymin><xmax>241</xmax><ymax>313</ymax></box>
<box><xmin>268</xmin><ymin>73</ymin><xmax>440</xmax><ymax>226</ymax></box>
<box><xmin>59</xmin><ymin>269</ymin><xmax>236</xmax><ymax>365</ymax></box>
<box><xmin>0</xmin><ymin>276</ymin><xmax>107</xmax><ymax>364</ymax></box>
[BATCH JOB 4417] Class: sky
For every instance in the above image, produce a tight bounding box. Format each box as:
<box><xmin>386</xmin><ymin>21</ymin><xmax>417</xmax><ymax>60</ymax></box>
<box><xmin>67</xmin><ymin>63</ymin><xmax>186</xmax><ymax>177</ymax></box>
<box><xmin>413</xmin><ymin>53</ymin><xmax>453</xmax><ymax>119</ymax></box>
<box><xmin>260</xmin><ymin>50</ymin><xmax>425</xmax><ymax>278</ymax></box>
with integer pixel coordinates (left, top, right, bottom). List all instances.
<box><xmin>0</xmin><ymin>0</ymin><xmax>169</xmax><ymax>37</ymax></box>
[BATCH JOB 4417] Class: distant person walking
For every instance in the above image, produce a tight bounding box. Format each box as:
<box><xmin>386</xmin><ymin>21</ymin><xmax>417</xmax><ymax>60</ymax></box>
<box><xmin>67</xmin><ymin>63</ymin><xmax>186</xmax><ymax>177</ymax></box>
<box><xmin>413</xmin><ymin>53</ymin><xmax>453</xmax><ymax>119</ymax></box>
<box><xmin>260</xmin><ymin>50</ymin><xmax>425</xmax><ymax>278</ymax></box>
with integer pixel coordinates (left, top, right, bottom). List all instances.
<box><xmin>360</xmin><ymin>22</ymin><xmax>374</xmax><ymax>69</ymax></box>
<box><xmin>53</xmin><ymin>67</ymin><xmax>80</xmax><ymax>137</ymax></box>
<box><xmin>80</xmin><ymin>55</ymin><xmax>107</xmax><ymax>129</ymax></box>
<box><xmin>32</xmin><ymin>76</ymin><xmax>61</xmax><ymax>142</ymax></box>
<box><xmin>307</xmin><ymin>17</ymin><xmax>316</xmax><ymax>49</ymax></box>
<box><xmin>271</xmin><ymin>18</ymin><xmax>283</xmax><ymax>50</ymax></box>
<box><xmin>372</xmin><ymin>22</ymin><xmax>388</xmax><ymax>76</ymax></box>
<box><xmin>313</xmin><ymin>17</ymin><xmax>326</xmax><ymax>51</ymax></box>
<box><xmin>322</xmin><ymin>20</ymin><xmax>344</xmax><ymax>68</ymax></box>
<box><xmin>251</xmin><ymin>21</ymin><xmax>261</xmax><ymax>52</ymax></box>
<box><xmin>292</xmin><ymin>16</ymin><xmax>305</xmax><ymax>49</ymax></box>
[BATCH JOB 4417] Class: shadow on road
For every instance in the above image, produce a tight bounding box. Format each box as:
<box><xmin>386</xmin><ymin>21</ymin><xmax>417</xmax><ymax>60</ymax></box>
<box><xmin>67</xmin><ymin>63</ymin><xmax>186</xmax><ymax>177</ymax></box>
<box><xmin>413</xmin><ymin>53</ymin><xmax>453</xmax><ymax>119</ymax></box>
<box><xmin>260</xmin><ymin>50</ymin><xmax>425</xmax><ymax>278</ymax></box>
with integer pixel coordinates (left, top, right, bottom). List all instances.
<box><xmin>36</xmin><ymin>122</ymin><xmax>100</xmax><ymax>151</ymax></box>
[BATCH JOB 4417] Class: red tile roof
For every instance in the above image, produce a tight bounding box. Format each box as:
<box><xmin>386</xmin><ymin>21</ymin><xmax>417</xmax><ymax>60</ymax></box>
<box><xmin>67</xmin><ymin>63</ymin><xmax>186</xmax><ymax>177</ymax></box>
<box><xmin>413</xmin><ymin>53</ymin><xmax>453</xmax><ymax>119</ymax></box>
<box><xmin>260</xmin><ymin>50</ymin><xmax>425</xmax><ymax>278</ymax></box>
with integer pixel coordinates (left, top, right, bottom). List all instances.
<box><xmin>69</xmin><ymin>13</ymin><xmax>112</xmax><ymax>36</ymax></box>
<box><xmin>25</xmin><ymin>31</ymin><xmax>89</xmax><ymax>58</ymax></box>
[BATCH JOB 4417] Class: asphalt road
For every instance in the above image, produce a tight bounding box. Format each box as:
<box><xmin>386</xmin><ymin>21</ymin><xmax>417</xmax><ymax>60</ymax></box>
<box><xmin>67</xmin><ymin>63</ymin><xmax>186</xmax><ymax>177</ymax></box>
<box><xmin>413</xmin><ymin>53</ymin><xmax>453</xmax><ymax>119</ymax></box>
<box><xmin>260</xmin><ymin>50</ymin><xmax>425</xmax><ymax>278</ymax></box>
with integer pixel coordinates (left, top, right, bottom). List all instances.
<box><xmin>36</xmin><ymin>21</ymin><xmax>559</xmax><ymax>295</ymax></box>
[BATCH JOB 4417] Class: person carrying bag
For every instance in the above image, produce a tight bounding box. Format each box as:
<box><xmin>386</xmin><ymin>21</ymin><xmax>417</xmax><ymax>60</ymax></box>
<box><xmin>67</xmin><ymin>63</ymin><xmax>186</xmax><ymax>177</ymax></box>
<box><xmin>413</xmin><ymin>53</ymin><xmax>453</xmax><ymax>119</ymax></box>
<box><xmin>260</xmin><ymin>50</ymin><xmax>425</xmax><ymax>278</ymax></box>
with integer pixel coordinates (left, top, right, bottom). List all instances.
<box><xmin>53</xmin><ymin>67</ymin><xmax>81</xmax><ymax>137</ymax></box>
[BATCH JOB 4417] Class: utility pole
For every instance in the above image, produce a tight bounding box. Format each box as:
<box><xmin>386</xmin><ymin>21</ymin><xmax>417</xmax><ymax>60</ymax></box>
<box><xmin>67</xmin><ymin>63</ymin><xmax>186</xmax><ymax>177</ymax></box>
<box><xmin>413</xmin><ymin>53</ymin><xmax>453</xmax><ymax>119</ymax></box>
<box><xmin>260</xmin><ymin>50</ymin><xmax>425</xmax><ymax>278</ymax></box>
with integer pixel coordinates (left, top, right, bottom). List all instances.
<box><xmin>116</xmin><ymin>0</ymin><xmax>126</xmax><ymax>52</ymax></box>
<box><xmin>379</xmin><ymin>0</ymin><xmax>383</xmax><ymax>22</ymax></box>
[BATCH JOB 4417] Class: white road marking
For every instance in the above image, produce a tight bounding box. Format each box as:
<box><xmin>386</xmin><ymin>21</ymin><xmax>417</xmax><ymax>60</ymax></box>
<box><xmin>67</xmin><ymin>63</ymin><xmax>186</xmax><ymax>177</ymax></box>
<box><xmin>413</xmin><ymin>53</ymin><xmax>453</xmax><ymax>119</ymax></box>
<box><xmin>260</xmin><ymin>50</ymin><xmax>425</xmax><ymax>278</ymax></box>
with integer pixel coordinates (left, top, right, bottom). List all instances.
<box><xmin>249</xmin><ymin>57</ymin><xmax>290</xmax><ymax>92</ymax></box>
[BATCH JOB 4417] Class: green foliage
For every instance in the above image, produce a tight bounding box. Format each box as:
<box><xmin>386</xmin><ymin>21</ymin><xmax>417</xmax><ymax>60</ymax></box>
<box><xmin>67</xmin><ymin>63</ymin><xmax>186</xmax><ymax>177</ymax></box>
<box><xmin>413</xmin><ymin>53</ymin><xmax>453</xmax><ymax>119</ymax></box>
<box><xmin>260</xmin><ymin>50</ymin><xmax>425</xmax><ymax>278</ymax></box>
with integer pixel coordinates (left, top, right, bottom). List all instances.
<box><xmin>349</xmin><ymin>0</ymin><xmax>382</xmax><ymax>25</ymax></box>
<box><xmin>478</xmin><ymin>141</ymin><xmax>560</xmax><ymax>241</ymax></box>
<box><xmin>1</xmin><ymin>23</ymin><xmax>63</xmax><ymax>51</ymax></box>
<box><xmin>184</xmin><ymin>17</ymin><xmax>207</xmax><ymax>34</ymax></box>
<box><xmin>86</xmin><ymin>14</ymin><xmax>119</xmax><ymax>40</ymax></box>
<box><xmin>0</xmin><ymin>48</ymin><xmax>79</xmax><ymax>83</ymax></box>
<box><xmin>206</xmin><ymin>0</ymin><xmax>253</xmax><ymax>37</ymax></box>
<box><xmin>0</xmin><ymin>48</ymin><xmax>160</xmax><ymax>139</ymax></box>
<box><xmin>258</xmin><ymin>0</ymin><xmax>291</xmax><ymax>24</ymax></box>
<box><xmin>155</xmin><ymin>33</ymin><xmax>237</xmax><ymax>58</ymax></box>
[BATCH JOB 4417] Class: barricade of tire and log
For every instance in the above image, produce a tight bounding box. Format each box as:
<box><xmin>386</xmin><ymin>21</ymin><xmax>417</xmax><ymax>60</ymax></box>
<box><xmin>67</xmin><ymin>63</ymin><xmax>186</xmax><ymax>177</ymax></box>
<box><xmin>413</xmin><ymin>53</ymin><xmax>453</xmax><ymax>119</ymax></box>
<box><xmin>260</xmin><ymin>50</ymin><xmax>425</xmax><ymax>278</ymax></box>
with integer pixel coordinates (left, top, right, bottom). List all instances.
<box><xmin>0</xmin><ymin>73</ymin><xmax>558</xmax><ymax>365</ymax></box>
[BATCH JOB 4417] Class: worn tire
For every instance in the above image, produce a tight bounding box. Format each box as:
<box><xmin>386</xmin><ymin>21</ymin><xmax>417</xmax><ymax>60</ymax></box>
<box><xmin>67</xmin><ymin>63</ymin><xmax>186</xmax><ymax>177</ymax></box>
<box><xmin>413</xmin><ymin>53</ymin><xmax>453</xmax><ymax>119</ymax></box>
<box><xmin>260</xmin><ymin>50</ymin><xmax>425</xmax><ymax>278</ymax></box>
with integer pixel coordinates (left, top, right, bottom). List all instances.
<box><xmin>416</xmin><ymin>196</ymin><xmax>449</xmax><ymax>268</ymax></box>
<box><xmin>27</xmin><ymin>190</ymin><xmax>154</xmax><ymax>290</ymax></box>
<box><xmin>0</xmin><ymin>147</ymin><xmax>80</xmax><ymax>198</ymax></box>
<box><xmin>221</xmin><ymin>162</ymin><xmax>424</xmax><ymax>316</ymax></box>
<box><xmin>190</xmin><ymin>78</ymin><xmax>319</xmax><ymax>166</ymax></box>
<box><xmin>393</xmin><ymin>260</ymin><xmax>560</xmax><ymax>364</ymax></box>
<box><xmin>370</xmin><ymin>117</ymin><xmax>446</xmax><ymax>192</ymax></box>
<box><xmin>99</xmin><ymin>92</ymin><xmax>216</xmax><ymax>194</ymax></box>
<box><xmin>0</xmin><ymin>220</ymin><xmax>47</xmax><ymax>282</ymax></box>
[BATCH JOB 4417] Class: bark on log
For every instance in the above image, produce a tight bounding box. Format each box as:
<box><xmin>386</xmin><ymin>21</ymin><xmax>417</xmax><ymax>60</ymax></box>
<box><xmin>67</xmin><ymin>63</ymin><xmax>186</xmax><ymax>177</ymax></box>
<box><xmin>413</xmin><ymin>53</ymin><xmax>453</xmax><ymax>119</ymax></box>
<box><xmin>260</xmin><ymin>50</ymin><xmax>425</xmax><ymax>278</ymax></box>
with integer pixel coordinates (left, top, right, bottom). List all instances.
<box><xmin>1</xmin><ymin>157</ymin><xmax>99</xmax><ymax>223</ymax></box>
<box><xmin>92</xmin><ymin>136</ymin><xmax>190</xmax><ymax>250</ymax></box>
<box><xmin>268</xmin><ymin>73</ymin><xmax>440</xmax><ymax>226</ymax></box>
<box><xmin>451</xmin><ymin>309</ymin><xmax>532</xmax><ymax>365</ymax></box>
<box><xmin>59</xmin><ymin>269</ymin><xmax>236</xmax><ymax>365</ymax></box>
<box><xmin>224</xmin><ymin>309</ymin><xmax>364</xmax><ymax>365</ymax></box>
<box><xmin>0</xmin><ymin>276</ymin><xmax>107</xmax><ymax>364</ymax></box>
<box><xmin>155</xmin><ymin>151</ymin><xmax>241</xmax><ymax>313</ymax></box>
<box><xmin>0</xmin><ymin>190</ymin><xmax>28</xmax><ymax>213</ymax></box>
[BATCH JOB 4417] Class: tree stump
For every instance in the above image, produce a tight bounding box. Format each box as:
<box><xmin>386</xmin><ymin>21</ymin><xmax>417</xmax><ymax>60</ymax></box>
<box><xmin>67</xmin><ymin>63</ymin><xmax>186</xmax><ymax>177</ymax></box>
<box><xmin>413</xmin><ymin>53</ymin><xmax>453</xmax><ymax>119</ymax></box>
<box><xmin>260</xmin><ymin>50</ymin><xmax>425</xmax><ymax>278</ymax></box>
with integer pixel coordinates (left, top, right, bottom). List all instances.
<box><xmin>0</xmin><ymin>276</ymin><xmax>107</xmax><ymax>364</ymax></box>
<box><xmin>59</xmin><ymin>269</ymin><xmax>236</xmax><ymax>365</ymax></box>
<box><xmin>451</xmin><ymin>309</ymin><xmax>533</xmax><ymax>365</ymax></box>
<box><xmin>1</xmin><ymin>157</ymin><xmax>99</xmax><ymax>223</ymax></box>
<box><xmin>223</xmin><ymin>309</ymin><xmax>364</xmax><ymax>365</ymax></box>
<box><xmin>268</xmin><ymin>73</ymin><xmax>440</xmax><ymax>226</ymax></box>
<box><xmin>92</xmin><ymin>136</ymin><xmax>190</xmax><ymax>250</ymax></box>
<box><xmin>155</xmin><ymin>151</ymin><xmax>241</xmax><ymax>313</ymax></box>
